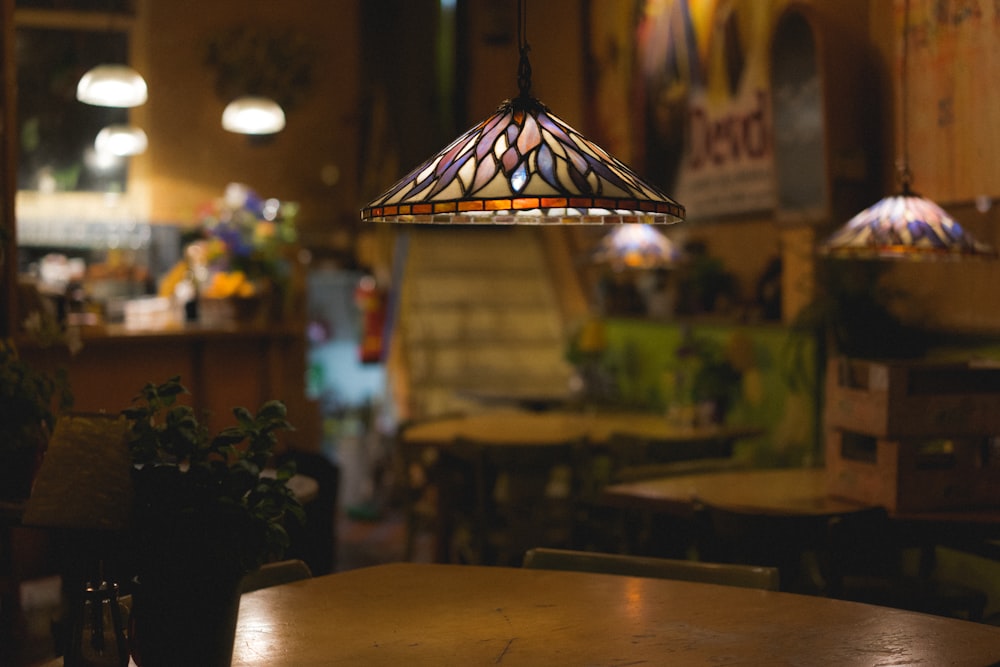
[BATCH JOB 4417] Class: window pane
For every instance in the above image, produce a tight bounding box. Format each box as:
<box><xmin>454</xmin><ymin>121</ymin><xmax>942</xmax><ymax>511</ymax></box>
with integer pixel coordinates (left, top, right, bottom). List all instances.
<box><xmin>16</xmin><ymin>27</ymin><xmax>130</xmax><ymax>192</ymax></box>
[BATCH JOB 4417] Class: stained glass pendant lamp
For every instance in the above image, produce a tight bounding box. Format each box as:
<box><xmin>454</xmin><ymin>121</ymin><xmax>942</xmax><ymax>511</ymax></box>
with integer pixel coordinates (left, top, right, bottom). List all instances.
<box><xmin>591</xmin><ymin>224</ymin><xmax>680</xmax><ymax>270</ymax></box>
<box><xmin>361</xmin><ymin>1</ymin><xmax>684</xmax><ymax>225</ymax></box>
<box><xmin>819</xmin><ymin>0</ymin><xmax>993</xmax><ymax>260</ymax></box>
<box><xmin>819</xmin><ymin>187</ymin><xmax>995</xmax><ymax>259</ymax></box>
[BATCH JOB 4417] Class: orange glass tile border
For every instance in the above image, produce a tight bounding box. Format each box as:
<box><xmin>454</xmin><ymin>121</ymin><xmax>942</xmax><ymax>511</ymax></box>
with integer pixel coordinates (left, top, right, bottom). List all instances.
<box><xmin>363</xmin><ymin>197</ymin><xmax>684</xmax><ymax>219</ymax></box>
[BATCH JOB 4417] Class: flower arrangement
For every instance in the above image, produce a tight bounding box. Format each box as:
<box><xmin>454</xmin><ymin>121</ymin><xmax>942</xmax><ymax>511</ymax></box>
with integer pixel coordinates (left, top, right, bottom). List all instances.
<box><xmin>195</xmin><ymin>182</ymin><xmax>298</xmax><ymax>298</ymax></box>
<box><xmin>162</xmin><ymin>183</ymin><xmax>298</xmax><ymax>306</ymax></box>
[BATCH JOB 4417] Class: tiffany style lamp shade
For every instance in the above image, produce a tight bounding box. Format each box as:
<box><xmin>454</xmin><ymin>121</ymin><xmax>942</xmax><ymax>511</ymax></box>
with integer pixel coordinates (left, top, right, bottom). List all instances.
<box><xmin>361</xmin><ymin>0</ymin><xmax>683</xmax><ymax>226</ymax></box>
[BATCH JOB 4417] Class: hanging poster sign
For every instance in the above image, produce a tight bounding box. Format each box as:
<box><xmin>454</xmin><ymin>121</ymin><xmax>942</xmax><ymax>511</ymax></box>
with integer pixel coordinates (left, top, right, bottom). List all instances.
<box><xmin>586</xmin><ymin>0</ymin><xmax>777</xmax><ymax>222</ymax></box>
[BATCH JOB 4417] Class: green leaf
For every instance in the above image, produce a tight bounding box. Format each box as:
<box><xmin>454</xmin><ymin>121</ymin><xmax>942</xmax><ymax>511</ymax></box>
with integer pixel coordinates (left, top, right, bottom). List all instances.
<box><xmin>123</xmin><ymin>375</ymin><xmax>303</xmax><ymax>573</ymax></box>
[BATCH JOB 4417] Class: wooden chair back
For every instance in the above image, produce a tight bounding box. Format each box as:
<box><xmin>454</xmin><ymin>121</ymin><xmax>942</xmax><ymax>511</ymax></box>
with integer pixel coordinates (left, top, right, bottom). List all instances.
<box><xmin>522</xmin><ymin>547</ymin><xmax>780</xmax><ymax>591</ymax></box>
<box><xmin>241</xmin><ymin>559</ymin><xmax>313</xmax><ymax>594</ymax></box>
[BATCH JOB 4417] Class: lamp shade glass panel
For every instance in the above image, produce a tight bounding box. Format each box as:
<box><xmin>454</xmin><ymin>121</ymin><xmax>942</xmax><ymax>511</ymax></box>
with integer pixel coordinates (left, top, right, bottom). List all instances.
<box><xmin>76</xmin><ymin>64</ymin><xmax>148</xmax><ymax>108</ymax></box>
<box><xmin>592</xmin><ymin>224</ymin><xmax>679</xmax><ymax>269</ymax></box>
<box><xmin>361</xmin><ymin>96</ymin><xmax>684</xmax><ymax>224</ymax></box>
<box><xmin>819</xmin><ymin>193</ymin><xmax>995</xmax><ymax>260</ymax></box>
<box><xmin>95</xmin><ymin>124</ymin><xmax>148</xmax><ymax>156</ymax></box>
<box><xmin>222</xmin><ymin>96</ymin><xmax>286</xmax><ymax>135</ymax></box>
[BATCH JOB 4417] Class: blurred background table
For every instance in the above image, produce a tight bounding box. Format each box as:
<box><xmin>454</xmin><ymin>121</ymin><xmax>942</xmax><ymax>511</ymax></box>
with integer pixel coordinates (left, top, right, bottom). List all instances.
<box><xmin>601</xmin><ymin>467</ymin><xmax>1000</xmax><ymax>615</ymax></box>
<box><xmin>398</xmin><ymin>410</ymin><xmax>762</xmax><ymax>562</ymax></box>
<box><xmin>399</xmin><ymin>409</ymin><xmax>762</xmax><ymax>449</ymax></box>
<box><xmin>601</xmin><ymin>467</ymin><xmax>863</xmax><ymax>518</ymax></box>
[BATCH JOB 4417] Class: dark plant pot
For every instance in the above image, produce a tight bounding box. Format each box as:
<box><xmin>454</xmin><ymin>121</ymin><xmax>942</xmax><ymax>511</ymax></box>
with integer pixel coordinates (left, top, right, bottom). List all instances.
<box><xmin>128</xmin><ymin>566</ymin><xmax>243</xmax><ymax>667</ymax></box>
<box><xmin>0</xmin><ymin>446</ymin><xmax>41</xmax><ymax>500</ymax></box>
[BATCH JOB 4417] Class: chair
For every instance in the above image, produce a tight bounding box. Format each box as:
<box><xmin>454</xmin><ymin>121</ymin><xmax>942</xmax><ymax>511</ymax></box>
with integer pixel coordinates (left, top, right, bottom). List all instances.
<box><xmin>240</xmin><ymin>559</ymin><xmax>313</xmax><ymax>593</ymax></box>
<box><xmin>522</xmin><ymin>547</ymin><xmax>780</xmax><ymax>591</ymax></box>
<box><xmin>450</xmin><ymin>438</ymin><xmax>587</xmax><ymax>566</ymax></box>
<box><xmin>274</xmin><ymin>450</ymin><xmax>340</xmax><ymax>575</ymax></box>
<box><xmin>823</xmin><ymin>508</ymin><xmax>987</xmax><ymax>621</ymax></box>
<box><xmin>393</xmin><ymin>414</ymin><xmax>465</xmax><ymax>562</ymax></box>
<box><xmin>577</xmin><ymin>433</ymin><xmax>748</xmax><ymax>557</ymax></box>
<box><xmin>700</xmin><ymin>502</ymin><xmax>834</xmax><ymax>594</ymax></box>
<box><xmin>703</xmin><ymin>503</ymin><xmax>988</xmax><ymax>618</ymax></box>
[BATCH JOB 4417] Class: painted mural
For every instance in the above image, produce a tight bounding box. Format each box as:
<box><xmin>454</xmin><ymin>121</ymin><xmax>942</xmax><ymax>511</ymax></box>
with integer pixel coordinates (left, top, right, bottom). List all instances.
<box><xmin>904</xmin><ymin>0</ymin><xmax>1000</xmax><ymax>204</ymax></box>
<box><xmin>588</xmin><ymin>0</ymin><xmax>777</xmax><ymax>222</ymax></box>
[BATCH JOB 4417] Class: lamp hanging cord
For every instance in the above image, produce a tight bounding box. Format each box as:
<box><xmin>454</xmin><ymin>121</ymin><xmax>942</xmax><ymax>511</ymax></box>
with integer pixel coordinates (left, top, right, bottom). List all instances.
<box><xmin>898</xmin><ymin>0</ymin><xmax>913</xmax><ymax>194</ymax></box>
<box><xmin>517</xmin><ymin>0</ymin><xmax>532</xmax><ymax>98</ymax></box>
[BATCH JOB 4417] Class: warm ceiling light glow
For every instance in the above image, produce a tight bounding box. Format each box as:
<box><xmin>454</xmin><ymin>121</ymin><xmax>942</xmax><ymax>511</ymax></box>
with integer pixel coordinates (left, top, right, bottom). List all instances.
<box><xmin>76</xmin><ymin>64</ymin><xmax>148</xmax><ymax>108</ymax></box>
<box><xmin>221</xmin><ymin>96</ymin><xmax>286</xmax><ymax>135</ymax></box>
<box><xmin>95</xmin><ymin>125</ymin><xmax>148</xmax><ymax>156</ymax></box>
<box><xmin>85</xmin><ymin>146</ymin><xmax>121</xmax><ymax>172</ymax></box>
<box><xmin>360</xmin><ymin>0</ymin><xmax>683</xmax><ymax>225</ymax></box>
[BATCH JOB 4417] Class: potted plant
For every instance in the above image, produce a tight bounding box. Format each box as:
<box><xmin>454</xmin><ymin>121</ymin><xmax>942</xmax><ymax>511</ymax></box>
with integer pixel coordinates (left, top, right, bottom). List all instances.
<box><xmin>0</xmin><ymin>339</ymin><xmax>72</xmax><ymax>500</ymax></box>
<box><xmin>122</xmin><ymin>376</ymin><xmax>304</xmax><ymax>667</ymax></box>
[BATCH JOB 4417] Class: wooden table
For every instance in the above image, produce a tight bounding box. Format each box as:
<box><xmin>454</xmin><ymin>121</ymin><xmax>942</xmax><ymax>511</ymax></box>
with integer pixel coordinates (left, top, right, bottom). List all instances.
<box><xmin>231</xmin><ymin>562</ymin><xmax>1000</xmax><ymax>666</ymax></box>
<box><xmin>602</xmin><ymin>467</ymin><xmax>1000</xmax><ymax>530</ymax></box>
<box><xmin>401</xmin><ymin>409</ymin><xmax>762</xmax><ymax>449</ymax></box>
<box><xmin>601</xmin><ymin>466</ymin><xmax>1000</xmax><ymax>594</ymax></box>
<box><xmin>601</xmin><ymin>467</ymin><xmax>869</xmax><ymax>519</ymax></box>
<box><xmin>399</xmin><ymin>411</ymin><xmax>761</xmax><ymax>562</ymax></box>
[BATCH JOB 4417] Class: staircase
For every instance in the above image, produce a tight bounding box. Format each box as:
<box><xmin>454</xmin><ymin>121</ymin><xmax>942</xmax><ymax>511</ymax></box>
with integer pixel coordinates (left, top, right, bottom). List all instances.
<box><xmin>394</xmin><ymin>227</ymin><xmax>576</xmax><ymax>419</ymax></box>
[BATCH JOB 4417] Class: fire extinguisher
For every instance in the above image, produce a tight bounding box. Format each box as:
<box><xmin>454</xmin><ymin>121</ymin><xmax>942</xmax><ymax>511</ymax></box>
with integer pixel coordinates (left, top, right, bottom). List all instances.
<box><xmin>354</xmin><ymin>274</ymin><xmax>386</xmax><ymax>364</ymax></box>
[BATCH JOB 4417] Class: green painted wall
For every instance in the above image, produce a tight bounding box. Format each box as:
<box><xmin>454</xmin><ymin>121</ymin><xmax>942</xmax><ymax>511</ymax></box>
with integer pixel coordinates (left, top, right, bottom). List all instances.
<box><xmin>592</xmin><ymin>318</ymin><xmax>819</xmax><ymax>467</ymax></box>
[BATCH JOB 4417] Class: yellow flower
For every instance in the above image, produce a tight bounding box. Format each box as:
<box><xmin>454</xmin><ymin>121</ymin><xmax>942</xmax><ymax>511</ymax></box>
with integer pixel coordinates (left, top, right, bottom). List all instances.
<box><xmin>203</xmin><ymin>271</ymin><xmax>251</xmax><ymax>299</ymax></box>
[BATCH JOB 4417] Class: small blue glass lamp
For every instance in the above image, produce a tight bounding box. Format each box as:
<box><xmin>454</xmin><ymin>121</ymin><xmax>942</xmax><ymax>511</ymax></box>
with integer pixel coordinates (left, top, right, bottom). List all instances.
<box><xmin>591</xmin><ymin>224</ymin><xmax>680</xmax><ymax>270</ymax></box>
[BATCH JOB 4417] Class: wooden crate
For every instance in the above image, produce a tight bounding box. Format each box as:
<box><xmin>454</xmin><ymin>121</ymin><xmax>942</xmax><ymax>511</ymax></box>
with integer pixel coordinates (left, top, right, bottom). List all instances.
<box><xmin>825</xmin><ymin>429</ymin><xmax>1000</xmax><ymax>512</ymax></box>
<box><xmin>825</xmin><ymin>357</ymin><xmax>1000</xmax><ymax>438</ymax></box>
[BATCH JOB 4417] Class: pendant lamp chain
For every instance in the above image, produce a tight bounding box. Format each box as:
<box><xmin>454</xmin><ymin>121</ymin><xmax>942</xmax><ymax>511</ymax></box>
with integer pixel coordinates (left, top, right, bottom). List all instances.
<box><xmin>898</xmin><ymin>0</ymin><xmax>913</xmax><ymax>195</ymax></box>
<box><xmin>517</xmin><ymin>0</ymin><xmax>532</xmax><ymax>98</ymax></box>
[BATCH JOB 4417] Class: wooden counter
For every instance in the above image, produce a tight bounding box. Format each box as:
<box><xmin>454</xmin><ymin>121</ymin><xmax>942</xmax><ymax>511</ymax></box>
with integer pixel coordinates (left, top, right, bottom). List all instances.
<box><xmin>20</xmin><ymin>323</ymin><xmax>320</xmax><ymax>452</ymax></box>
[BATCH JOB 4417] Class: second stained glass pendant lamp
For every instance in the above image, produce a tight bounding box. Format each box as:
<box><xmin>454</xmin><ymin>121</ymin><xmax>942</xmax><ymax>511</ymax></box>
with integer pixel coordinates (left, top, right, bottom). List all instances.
<box><xmin>361</xmin><ymin>1</ymin><xmax>684</xmax><ymax>225</ymax></box>
<box><xmin>819</xmin><ymin>0</ymin><xmax>993</xmax><ymax>260</ymax></box>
